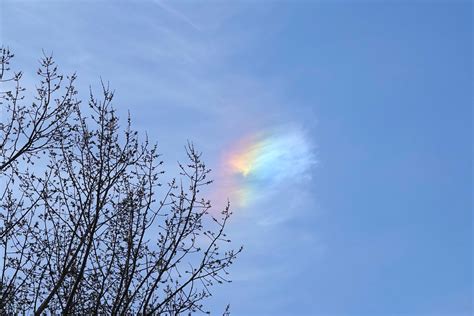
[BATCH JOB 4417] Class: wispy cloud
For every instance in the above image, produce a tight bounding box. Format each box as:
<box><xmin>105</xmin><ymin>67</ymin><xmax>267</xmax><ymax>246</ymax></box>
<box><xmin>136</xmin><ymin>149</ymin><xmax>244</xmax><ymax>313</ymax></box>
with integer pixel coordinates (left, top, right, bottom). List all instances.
<box><xmin>2</xmin><ymin>2</ymin><xmax>321</xmax><ymax>303</ymax></box>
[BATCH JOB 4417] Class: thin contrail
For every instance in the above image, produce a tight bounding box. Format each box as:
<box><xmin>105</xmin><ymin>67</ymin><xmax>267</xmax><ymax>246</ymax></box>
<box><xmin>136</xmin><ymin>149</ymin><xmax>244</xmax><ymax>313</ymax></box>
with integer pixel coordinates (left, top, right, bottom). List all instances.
<box><xmin>153</xmin><ymin>0</ymin><xmax>202</xmax><ymax>32</ymax></box>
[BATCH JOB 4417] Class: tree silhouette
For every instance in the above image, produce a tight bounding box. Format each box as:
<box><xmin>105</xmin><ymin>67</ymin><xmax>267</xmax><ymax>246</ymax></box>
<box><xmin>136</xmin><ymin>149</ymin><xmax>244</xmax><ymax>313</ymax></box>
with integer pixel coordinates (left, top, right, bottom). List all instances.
<box><xmin>0</xmin><ymin>47</ymin><xmax>241</xmax><ymax>315</ymax></box>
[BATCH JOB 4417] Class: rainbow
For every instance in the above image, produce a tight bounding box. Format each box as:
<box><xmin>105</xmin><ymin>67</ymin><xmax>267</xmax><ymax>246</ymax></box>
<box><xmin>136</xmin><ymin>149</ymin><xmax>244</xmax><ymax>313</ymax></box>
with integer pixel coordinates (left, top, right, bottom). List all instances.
<box><xmin>219</xmin><ymin>127</ymin><xmax>315</xmax><ymax>208</ymax></box>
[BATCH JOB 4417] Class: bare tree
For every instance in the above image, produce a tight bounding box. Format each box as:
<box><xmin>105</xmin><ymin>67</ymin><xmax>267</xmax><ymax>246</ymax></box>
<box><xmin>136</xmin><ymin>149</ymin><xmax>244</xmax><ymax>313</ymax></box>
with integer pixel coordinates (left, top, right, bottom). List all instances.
<box><xmin>0</xmin><ymin>47</ymin><xmax>241</xmax><ymax>315</ymax></box>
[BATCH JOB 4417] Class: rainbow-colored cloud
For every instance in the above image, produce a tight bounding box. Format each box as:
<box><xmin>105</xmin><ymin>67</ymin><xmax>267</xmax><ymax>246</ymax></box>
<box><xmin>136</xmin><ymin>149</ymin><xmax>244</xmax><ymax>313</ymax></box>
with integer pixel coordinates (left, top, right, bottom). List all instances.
<box><xmin>219</xmin><ymin>127</ymin><xmax>316</xmax><ymax>208</ymax></box>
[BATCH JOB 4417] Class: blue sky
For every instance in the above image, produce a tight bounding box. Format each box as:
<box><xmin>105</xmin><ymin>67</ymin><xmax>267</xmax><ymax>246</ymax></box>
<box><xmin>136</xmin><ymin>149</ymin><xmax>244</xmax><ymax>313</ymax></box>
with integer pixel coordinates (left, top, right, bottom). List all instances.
<box><xmin>1</xmin><ymin>1</ymin><xmax>472</xmax><ymax>315</ymax></box>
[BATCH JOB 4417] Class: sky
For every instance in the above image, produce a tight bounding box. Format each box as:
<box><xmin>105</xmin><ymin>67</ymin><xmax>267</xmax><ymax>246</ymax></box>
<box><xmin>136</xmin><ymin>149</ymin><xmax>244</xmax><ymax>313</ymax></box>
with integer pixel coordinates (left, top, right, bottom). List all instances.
<box><xmin>1</xmin><ymin>0</ymin><xmax>472</xmax><ymax>315</ymax></box>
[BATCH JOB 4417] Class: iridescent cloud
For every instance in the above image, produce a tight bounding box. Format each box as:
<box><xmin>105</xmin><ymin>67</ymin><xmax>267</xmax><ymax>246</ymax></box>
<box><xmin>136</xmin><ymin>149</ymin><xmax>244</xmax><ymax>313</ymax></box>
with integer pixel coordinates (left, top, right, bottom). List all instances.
<box><xmin>217</xmin><ymin>127</ymin><xmax>316</xmax><ymax>208</ymax></box>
